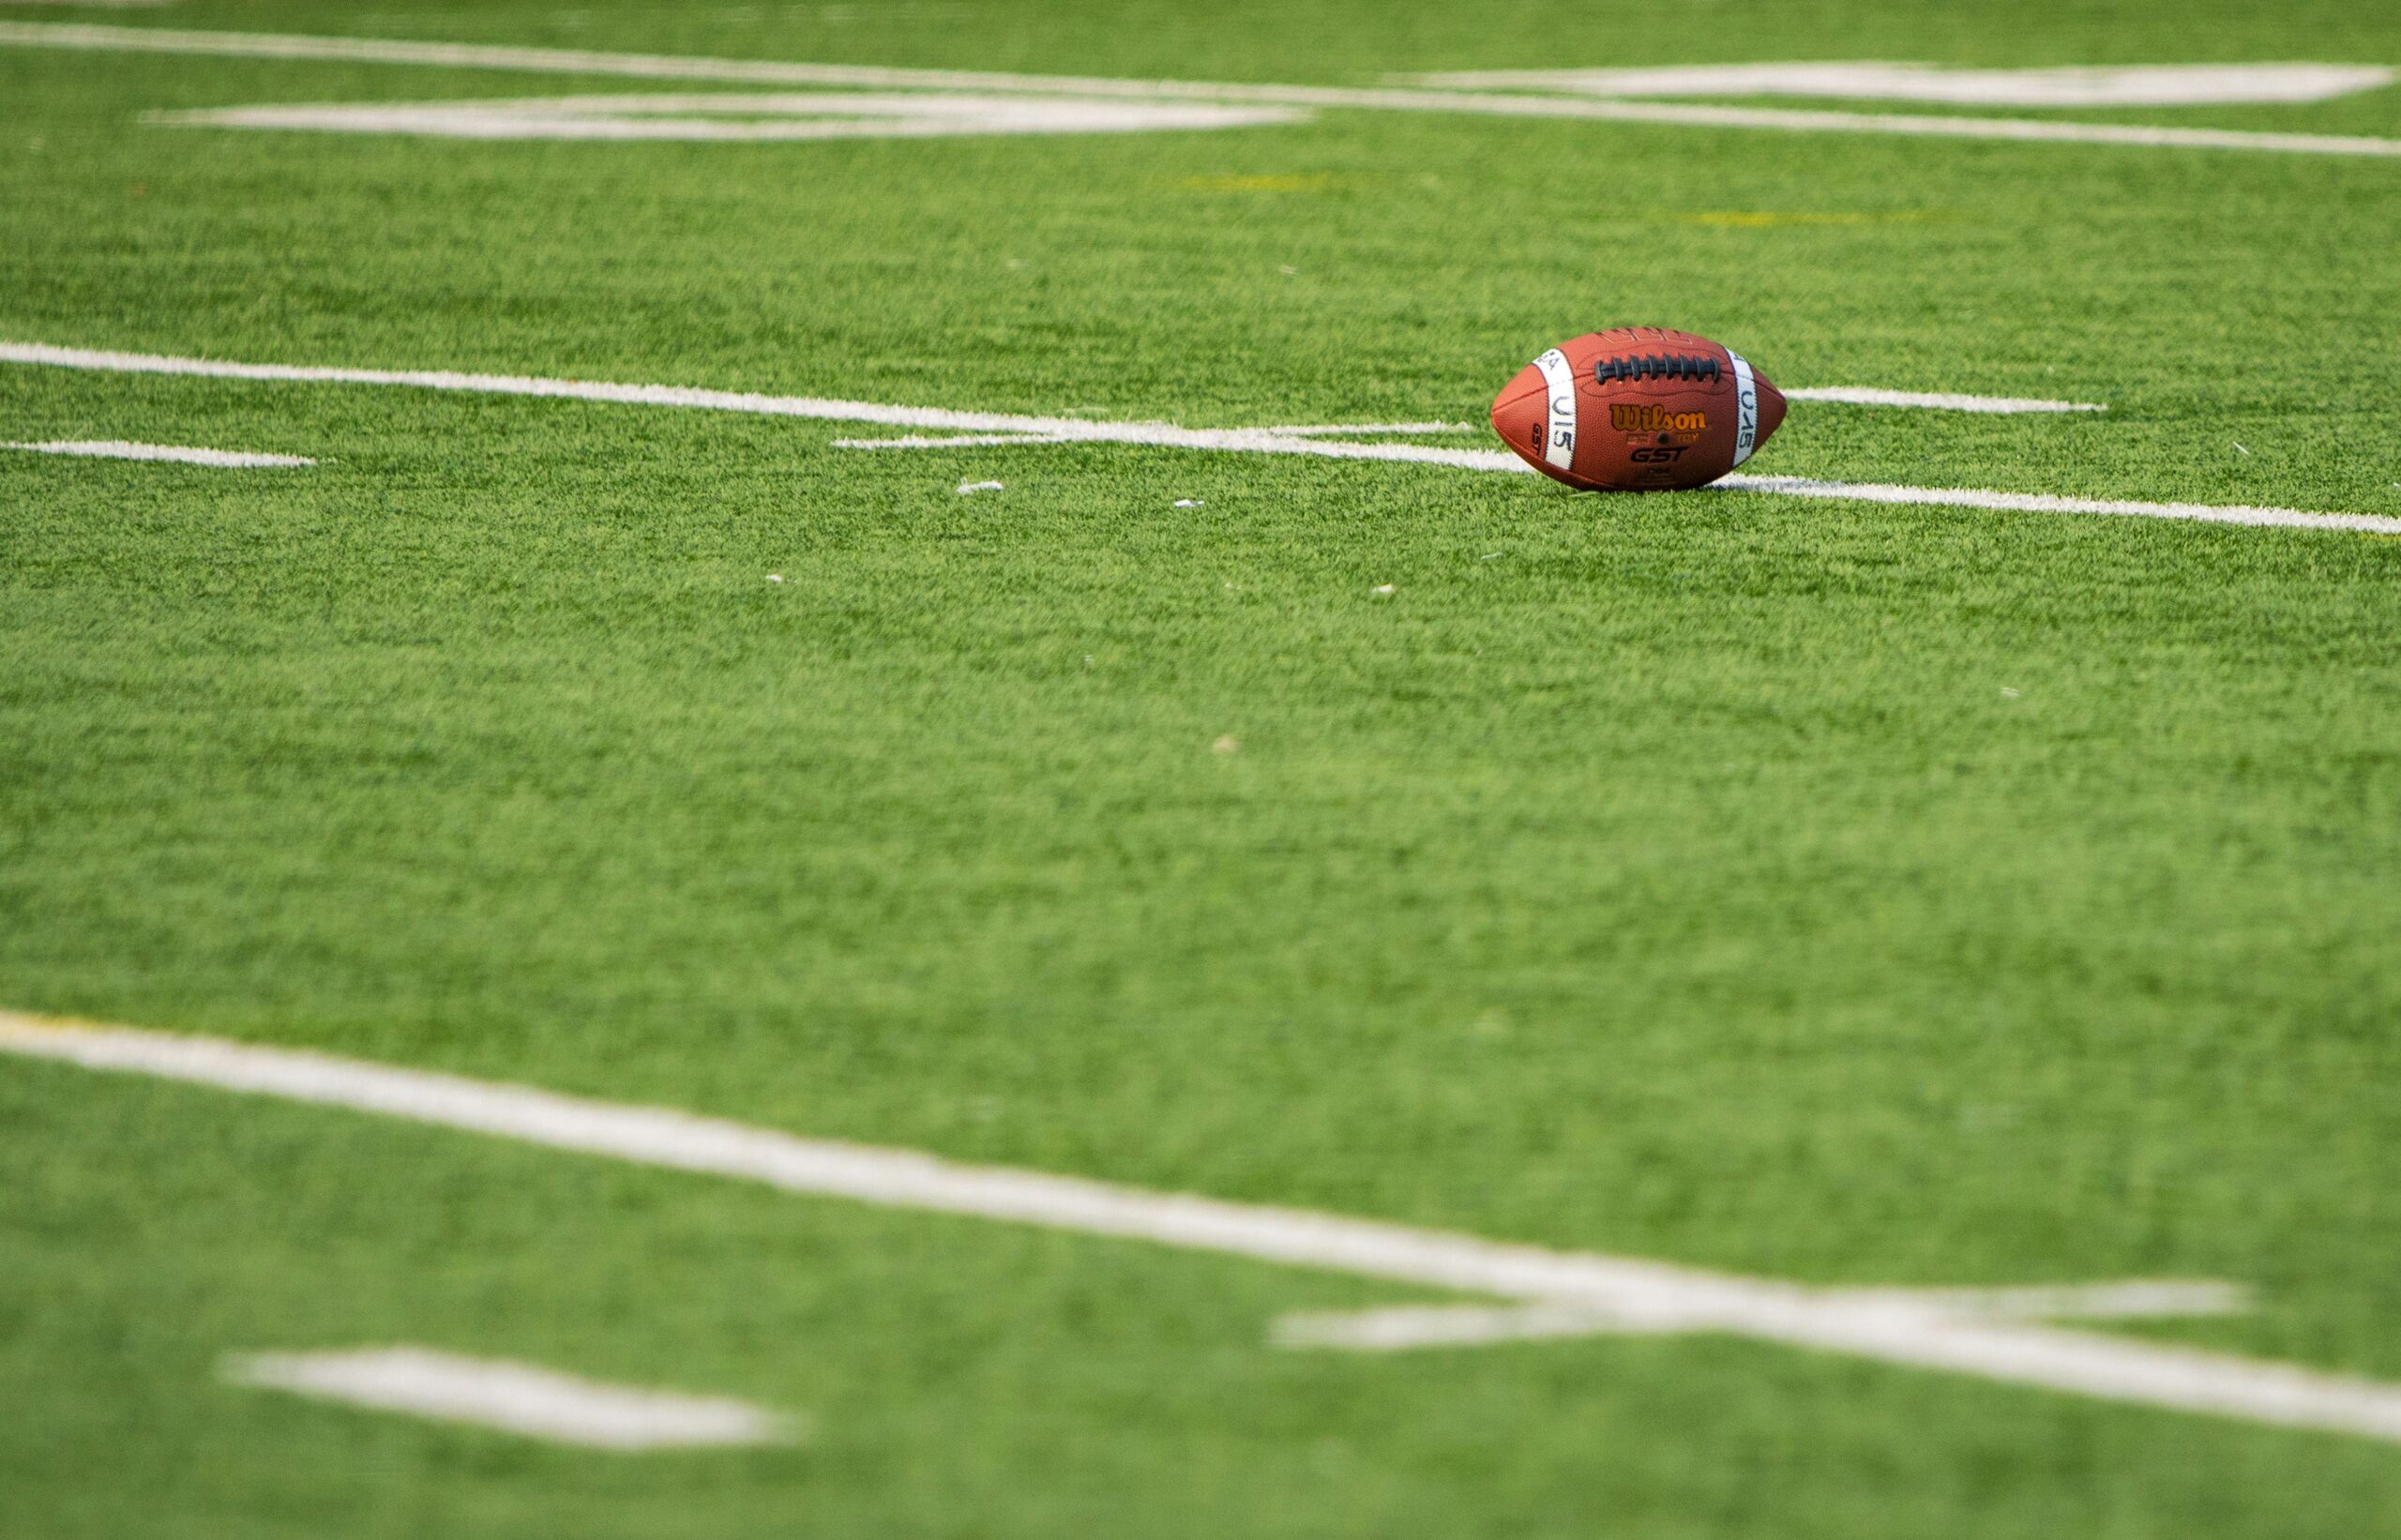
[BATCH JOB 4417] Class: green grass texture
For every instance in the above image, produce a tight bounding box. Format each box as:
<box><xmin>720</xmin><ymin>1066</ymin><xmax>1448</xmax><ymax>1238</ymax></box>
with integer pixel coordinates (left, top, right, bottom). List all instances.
<box><xmin>3</xmin><ymin>2</ymin><xmax>2398</xmax><ymax>1535</ymax></box>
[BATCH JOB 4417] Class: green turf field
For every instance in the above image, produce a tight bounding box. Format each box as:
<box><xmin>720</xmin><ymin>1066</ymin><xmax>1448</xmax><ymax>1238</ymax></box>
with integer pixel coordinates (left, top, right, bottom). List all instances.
<box><xmin>4</xmin><ymin>3</ymin><xmax>2399</xmax><ymax>1535</ymax></box>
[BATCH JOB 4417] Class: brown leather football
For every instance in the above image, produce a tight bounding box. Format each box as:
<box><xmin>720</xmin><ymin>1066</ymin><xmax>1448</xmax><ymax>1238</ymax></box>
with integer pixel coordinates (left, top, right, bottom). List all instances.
<box><xmin>1491</xmin><ymin>326</ymin><xmax>1786</xmax><ymax>491</ymax></box>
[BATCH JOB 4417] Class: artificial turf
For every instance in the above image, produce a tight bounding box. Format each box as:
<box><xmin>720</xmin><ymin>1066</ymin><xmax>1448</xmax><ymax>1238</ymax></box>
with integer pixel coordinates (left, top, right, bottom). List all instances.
<box><xmin>3</xmin><ymin>3</ymin><xmax>2398</xmax><ymax>1535</ymax></box>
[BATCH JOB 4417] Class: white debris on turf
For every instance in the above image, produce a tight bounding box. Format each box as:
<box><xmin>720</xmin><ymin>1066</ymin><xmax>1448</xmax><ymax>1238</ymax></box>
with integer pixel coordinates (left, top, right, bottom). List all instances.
<box><xmin>1174</xmin><ymin>498</ymin><xmax>1204</xmax><ymax>507</ymax></box>
<box><xmin>765</xmin><ymin>574</ymin><xmax>784</xmax><ymax>583</ymax></box>
<box><xmin>1371</xmin><ymin>583</ymin><xmax>1396</xmax><ymax>596</ymax></box>
<box><xmin>957</xmin><ymin>479</ymin><xmax>1004</xmax><ymax>494</ymax></box>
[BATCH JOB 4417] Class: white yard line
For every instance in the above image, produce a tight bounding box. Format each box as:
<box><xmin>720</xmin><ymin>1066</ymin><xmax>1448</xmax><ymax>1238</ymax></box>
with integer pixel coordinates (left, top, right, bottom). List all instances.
<box><xmin>834</xmin><ymin>422</ymin><xmax>1477</xmax><ymax>448</ymax></box>
<box><xmin>1253</xmin><ymin>421</ymin><xmax>1478</xmax><ymax>436</ymax></box>
<box><xmin>833</xmin><ymin>432</ymin><xmax>1082</xmax><ymax>449</ymax></box>
<box><xmin>1276</xmin><ymin>1282</ymin><xmax>2252</xmax><ymax>1351</ymax></box>
<box><xmin>3</xmin><ymin>438</ymin><xmax>312</xmax><ymax>467</ymax></box>
<box><xmin>1410</xmin><ymin>64</ymin><xmax>2399</xmax><ymax>110</ymax></box>
<box><xmin>1781</xmin><ymin>387</ymin><xmax>2106</xmax><ymax>414</ymax></box>
<box><xmin>4</xmin><ymin>23</ymin><xmax>2400</xmax><ymax>159</ymax></box>
<box><xmin>1835</xmin><ymin>1280</ymin><xmax>2254</xmax><ymax>1321</ymax></box>
<box><xmin>6</xmin><ymin>1012</ymin><xmax>2401</xmax><ymax>1445</ymax></box>
<box><xmin>1277</xmin><ymin>1301</ymin><xmax>1678</xmax><ymax>1351</ymax></box>
<box><xmin>149</xmin><ymin>94</ymin><xmax>1306</xmax><ymax>142</ymax></box>
<box><xmin>7</xmin><ymin>339</ymin><xmax>2389</xmax><ymax>535</ymax></box>
<box><xmin>1714</xmin><ymin>475</ymin><xmax>2401</xmax><ymax>536</ymax></box>
<box><xmin>220</xmin><ymin>1346</ymin><xmax>793</xmax><ymax>1449</ymax></box>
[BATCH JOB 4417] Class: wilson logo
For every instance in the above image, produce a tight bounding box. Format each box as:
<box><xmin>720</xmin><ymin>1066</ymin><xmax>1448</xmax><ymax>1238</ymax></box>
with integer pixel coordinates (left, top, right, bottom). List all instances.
<box><xmin>1609</xmin><ymin>404</ymin><xmax>1708</xmax><ymax>434</ymax></box>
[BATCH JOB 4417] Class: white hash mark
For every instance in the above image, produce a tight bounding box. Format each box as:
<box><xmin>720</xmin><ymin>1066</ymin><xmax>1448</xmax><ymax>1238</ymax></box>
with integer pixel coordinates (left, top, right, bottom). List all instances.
<box><xmin>3</xmin><ymin>438</ymin><xmax>313</xmax><ymax>467</ymax></box>
<box><xmin>221</xmin><ymin>1347</ymin><xmax>795</xmax><ymax>1449</ymax></box>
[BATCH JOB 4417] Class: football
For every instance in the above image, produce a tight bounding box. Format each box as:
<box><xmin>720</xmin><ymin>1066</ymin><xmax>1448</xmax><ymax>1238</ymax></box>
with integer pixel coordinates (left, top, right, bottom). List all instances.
<box><xmin>1491</xmin><ymin>326</ymin><xmax>1787</xmax><ymax>491</ymax></box>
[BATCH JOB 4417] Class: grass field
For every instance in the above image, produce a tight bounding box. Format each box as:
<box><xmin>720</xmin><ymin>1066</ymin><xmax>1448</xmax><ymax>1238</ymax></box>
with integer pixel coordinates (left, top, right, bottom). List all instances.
<box><xmin>4</xmin><ymin>3</ymin><xmax>2400</xmax><ymax>1535</ymax></box>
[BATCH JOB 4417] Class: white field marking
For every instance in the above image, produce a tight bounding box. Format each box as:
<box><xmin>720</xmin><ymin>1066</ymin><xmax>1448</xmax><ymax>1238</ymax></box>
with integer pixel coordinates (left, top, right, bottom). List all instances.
<box><xmin>1781</xmin><ymin>386</ymin><xmax>2107</xmax><ymax>415</ymax></box>
<box><xmin>1279</xmin><ymin>1301</ymin><xmax>1673</xmax><ymax>1350</ymax></box>
<box><xmin>220</xmin><ymin>1347</ymin><xmax>793</xmax><ymax>1449</ymax></box>
<box><xmin>6</xmin><ymin>1014</ymin><xmax>2401</xmax><ymax>1445</ymax></box>
<box><xmin>1714</xmin><ymin>476</ymin><xmax>2401</xmax><ymax>536</ymax></box>
<box><xmin>1276</xmin><ymin>1282</ymin><xmax>2253</xmax><ymax>1351</ymax></box>
<box><xmin>6</xmin><ymin>340</ymin><xmax>2394</xmax><ymax>536</ymax></box>
<box><xmin>0</xmin><ymin>339</ymin><xmax>1528</xmax><ymax>471</ymax></box>
<box><xmin>834</xmin><ymin>433</ymin><xmax>1078</xmax><ymax>448</ymax></box>
<box><xmin>1830</xmin><ymin>1280</ymin><xmax>2254</xmax><ymax>1321</ymax></box>
<box><xmin>1412</xmin><ymin>64</ymin><xmax>2400</xmax><ymax>109</ymax></box>
<box><xmin>2</xmin><ymin>438</ymin><xmax>312</xmax><ymax>467</ymax></box>
<box><xmin>151</xmin><ymin>94</ymin><xmax>1306</xmax><ymax>143</ymax></box>
<box><xmin>4</xmin><ymin>23</ymin><xmax>2400</xmax><ymax>159</ymax></box>
<box><xmin>1252</xmin><ymin>422</ymin><xmax>1475</xmax><ymax>436</ymax></box>
<box><xmin>833</xmin><ymin>423</ymin><xmax>1472</xmax><ymax>449</ymax></box>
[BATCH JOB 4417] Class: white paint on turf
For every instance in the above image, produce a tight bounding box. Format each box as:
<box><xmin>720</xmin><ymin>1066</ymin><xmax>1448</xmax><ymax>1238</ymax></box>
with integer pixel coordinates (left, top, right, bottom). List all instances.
<box><xmin>1251</xmin><ymin>422</ymin><xmax>1477</xmax><ymax>436</ymax></box>
<box><xmin>3</xmin><ymin>341</ymin><xmax>2391</xmax><ymax>534</ymax></box>
<box><xmin>838</xmin><ymin>432</ymin><xmax>1080</xmax><ymax>449</ymax></box>
<box><xmin>1781</xmin><ymin>386</ymin><xmax>2107</xmax><ymax>414</ymax></box>
<box><xmin>152</xmin><ymin>94</ymin><xmax>1307</xmax><ymax>142</ymax></box>
<box><xmin>834</xmin><ymin>422</ymin><xmax>1478</xmax><ymax>449</ymax></box>
<box><xmin>4</xmin><ymin>23</ymin><xmax>2399</xmax><ymax>159</ymax></box>
<box><xmin>1412</xmin><ymin>64</ymin><xmax>2400</xmax><ymax>109</ymax></box>
<box><xmin>7</xmin><ymin>1012</ymin><xmax>2401</xmax><ymax>1445</ymax></box>
<box><xmin>3</xmin><ymin>438</ymin><xmax>313</xmax><ymax>467</ymax></box>
<box><xmin>220</xmin><ymin>1347</ymin><xmax>793</xmax><ymax>1449</ymax></box>
<box><xmin>1715</xmin><ymin>476</ymin><xmax>2401</xmax><ymax>536</ymax></box>
<box><xmin>1276</xmin><ymin>1281</ymin><xmax>2253</xmax><ymax>1351</ymax></box>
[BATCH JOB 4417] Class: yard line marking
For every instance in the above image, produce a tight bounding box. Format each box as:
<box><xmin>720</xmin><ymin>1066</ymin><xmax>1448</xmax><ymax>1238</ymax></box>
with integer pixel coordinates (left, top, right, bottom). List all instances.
<box><xmin>1713</xmin><ymin>476</ymin><xmax>2401</xmax><ymax>536</ymax></box>
<box><xmin>834</xmin><ymin>422</ymin><xmax>1476</xmax><ymax>449</ymax></box>
<box><xmin>1411</xmin><ymin>64</ymin><xmax>2400</xmax><ymax>110</ymax></box>
<box><xmin>220</xmin><ymin>1346</ymin><xmax>794</xmax><ymax>1449</ymax></box>
<box><xmin>1253</xmin><ymin>421</ymin><xmax>1476</xmax><ymax>436</ymax></box>
<box><xmin>5</xmin><ymin>340</ymin><xmax>2392</xmax><ymax>535</ymax></box>
<box><xmin>5</xmin><ymin>23</ymin><xmax>2401</xmax><ymax>159</ymax></box>
<box><xmin>0</xmin><ymin>339</ymin><xmax>1540</xmax><ymax>469</ymax></box>
<box><xmin>834</xmin><ymin>432</ymin><xmax>1080</xmax><ymax>449</ymax></box>
<box><xmin>150</xmin><ymin>94</ymin><xmax>1307</xmax><ymax>143</ymax></box>
<box><xmin>2</xmin><ymin>438</ymin><xmax>313</xmax><ymax>467</ymax></box>
<box><xmin>1276</xmin><ymin>1282</ymin><xmax>2252</xmax><ymax>1351</ymax></box>
<box><xmin>8</xmin><ymin>1012</ymin><xmax>2401</xmax><ymax>1445</ymax></box>
<box><xmin>1818</xmin><ymin>1280</ymin><xmax>2255</xmax><ymax>1321</ymax></box>
<box><xmin>1277</xmin><ymin>1300</ymin><xmax>1680</xmax><ymax>1351</ymax></box>
<box><xmin>1781</xmin><ymin>387</ymin><xmax>2107</xmax><ymax>414</ymax></box>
